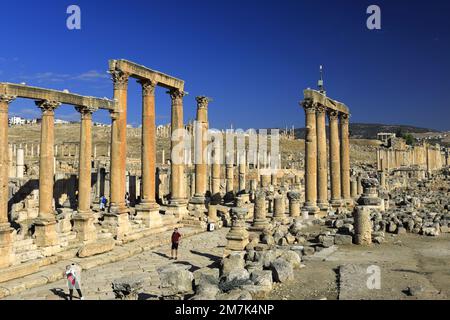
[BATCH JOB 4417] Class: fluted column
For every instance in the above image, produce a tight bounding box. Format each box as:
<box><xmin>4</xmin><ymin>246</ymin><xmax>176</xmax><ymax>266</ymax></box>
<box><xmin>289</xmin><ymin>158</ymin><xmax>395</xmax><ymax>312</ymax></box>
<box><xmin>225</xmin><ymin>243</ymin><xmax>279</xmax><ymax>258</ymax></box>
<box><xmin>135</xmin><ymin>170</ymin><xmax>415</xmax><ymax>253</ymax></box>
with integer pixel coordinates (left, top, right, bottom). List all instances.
<box><xmin>139</xmin><ymin>80</ymin><xmax>158</xmax><ymax>209</ymax></box>
<box><xmin>193</xmin><ymin>96</ymin><xmax>210</xmax><ymax>200</ymax></box>
<box><xmin>0</xmin><ymin>95</ymin><xmax>15</xmax><ymax>268</ymax></box>
<box><xmin>340</xmin><ymin>113</ymin><xmax>351</xmax><ymax>204</ymax></box>
<box><xmin>301</xmin><ymin>100</ymin><xmax>319</xmax><ymax>214</ymax></box>
<box><xmin>211</xmin><ymin>136</ymin><xmax>221</xmax><ymax>204</ymax></box>
<box><xmin>316</xmin><ymin>105</ymin><xmax>328</xmax><ymax>209</ymax></box>
<box><xmin>328</xmin><ymin>110</ymin><xmax>342</xmax><ymax>207</ymax></box>
<box><xmin>109</xmin><ymin>70</ymin><xmax>129</xmax><ymax>214</ymax></box>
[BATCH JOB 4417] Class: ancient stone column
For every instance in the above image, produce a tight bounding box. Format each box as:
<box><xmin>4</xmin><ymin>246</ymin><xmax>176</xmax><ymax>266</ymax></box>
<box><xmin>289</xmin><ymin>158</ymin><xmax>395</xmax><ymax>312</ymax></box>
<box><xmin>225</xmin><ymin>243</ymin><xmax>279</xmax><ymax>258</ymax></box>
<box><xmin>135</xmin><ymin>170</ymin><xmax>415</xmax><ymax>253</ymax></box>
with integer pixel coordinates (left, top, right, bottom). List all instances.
<box><xmin>0</xmin><ymin>95</ymin><xmax>16</xmax><ymax>268</ymax></box>
<box><xmin>225</xmin><ymin>162</ymin><xmax>235</xmax><ymax>201</ymax></box>
<box><xmin>357</xmin><ymin>174</ymin><xmax>363</xmax><ymax>195</ymax></box>
<box><xmin>271</xmin><ymin>172</ymin><xmax>278</xmax><ymax>187</ymax></box>
<box><xmin>353</xmin><ymin>206</ymin><xmax>372</xmax><ymax>245</ymax></box>
<box><xmin>207</xmin><ymin>204</ymin><xmax>218</xmax><ymax>224</ymax></box>
<box><xmin>105</xmin><ymin>71</ymin><xmax>130</xmax><ymax>239</ymax></box>
<box><xmin>193</xmin><ymin>96</ymin><xmax>210</xmax><ymax>202</ymax></box>
<box><xmin>73</xmin><ymin>106</ymin><xmax>97</xmax><ymax>242</ymax></box>
<box><xmin>35</xmin><ymin>100</ymin><xmax>61</xmax><ymax>247</ymax></box>
<box><xmin>168</xmin><ymin>89</ymin><xmax>188</xmax><ymax>217</ymax></box>
<box><xmin>316</xmin><ymin>105</ymin><xmax>328</xmax><ymax>209</ymax></box>
<box><xmin>340</xmin><ymin>113</ymin><xmax>351</xmax><ymax>205</ymax></box>
<box><xmin>16</xmin><ymin>148</ymin><xmax>24</xmax><ymax>178</ymax></box>
<box><xmin>238</xmin><ymin>152</ymin><xmax>246</xmax><ymax>194</ymax></box>
<box><xmin>302</xmin><ymin>100</ymin><xmax>319</xmax><ymax>214</ymax></box>
<box><xmin>225</xmin><ymin>207</ymin><xmax>249</xmax><ymax>255</ymax></box>
<box><xmin>350</xmin><ymin>179</ymin><xmax>358</xmax><ymax>198</ymax></box>
<box><xmin>136</xmin><ymin>80</ymin><xmax>160</xmax><ymax>227</ymax></box>
<box><xmin>273</xmin><ymin>195</ymin><xmax>286</xmax><ymax>220</ymax></box>
<box><xmin>328</xmin><ymin>110</ymin><xmax>342</xmax><ymax>207</ymax></box>
<box><xmin>287</xmin><ymin>191</ymin><xmax>301</xmax><ymax>217</ymax></box>
<box><xmin>109</xmin><ymin>70</ymin><xmax>130</xmax><ymax>214</ymax></box>
<box><xmin>211</xmin><ymin>137</ymin><xmax>221</xmax><ymax>203</ymax></box>
<box><xmin>260</xmin><ymin>174</ymin><xmax>271</xmax><ymax>188</ymax></box>
<box><xmin>252</xmin><ymin>190</ymin><xmax>269</xmax><ymax>231</ymax></box>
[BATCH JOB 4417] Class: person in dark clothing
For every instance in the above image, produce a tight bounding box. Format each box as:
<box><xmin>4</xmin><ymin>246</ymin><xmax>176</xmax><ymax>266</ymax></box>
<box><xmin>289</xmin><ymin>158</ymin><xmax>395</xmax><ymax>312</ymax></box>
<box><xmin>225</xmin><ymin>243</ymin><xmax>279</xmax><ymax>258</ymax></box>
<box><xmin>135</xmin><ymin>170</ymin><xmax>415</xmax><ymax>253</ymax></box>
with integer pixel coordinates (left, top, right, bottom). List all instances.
<box><xmin>171</xmin><ymin>228</ymin><xmax>181</xmax><ymax>260</ymax></box>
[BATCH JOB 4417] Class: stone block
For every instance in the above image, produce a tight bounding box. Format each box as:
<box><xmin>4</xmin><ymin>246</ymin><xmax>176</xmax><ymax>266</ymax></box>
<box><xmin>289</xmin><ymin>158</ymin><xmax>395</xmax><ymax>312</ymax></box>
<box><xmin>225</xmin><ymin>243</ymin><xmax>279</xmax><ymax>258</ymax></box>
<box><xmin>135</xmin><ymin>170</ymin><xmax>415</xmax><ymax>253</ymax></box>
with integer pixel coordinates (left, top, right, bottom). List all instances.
<box><xmin>77</xmin><ymin>238</ymin><xmax>115</xmax><ymax>258</ymax></box>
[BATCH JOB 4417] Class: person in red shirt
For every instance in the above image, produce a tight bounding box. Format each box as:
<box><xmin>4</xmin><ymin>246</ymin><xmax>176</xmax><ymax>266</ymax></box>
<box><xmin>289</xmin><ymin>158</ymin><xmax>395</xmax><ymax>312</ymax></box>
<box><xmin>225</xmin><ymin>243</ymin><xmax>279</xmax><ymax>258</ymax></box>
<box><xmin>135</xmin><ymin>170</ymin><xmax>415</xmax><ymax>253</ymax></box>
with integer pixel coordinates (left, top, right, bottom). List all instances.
<box><xmin>171</xmin><ymin>228</ymin><xmax>182</xmax><ymax>260</ymax></box>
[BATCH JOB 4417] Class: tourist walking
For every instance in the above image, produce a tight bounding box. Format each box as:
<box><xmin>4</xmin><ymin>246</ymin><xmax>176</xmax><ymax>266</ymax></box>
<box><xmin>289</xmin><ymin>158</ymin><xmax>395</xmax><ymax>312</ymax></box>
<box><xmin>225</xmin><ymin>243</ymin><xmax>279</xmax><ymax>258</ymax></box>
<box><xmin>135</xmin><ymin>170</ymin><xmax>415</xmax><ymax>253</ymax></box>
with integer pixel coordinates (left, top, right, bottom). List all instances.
<box><xmin>171</xmin><ymin>228</ymin><xmax>182</xmax><ymax>260</ymax></box>
<box><xmin>99</xmin><ymin>195</ymin><xmax>107</xmax><ymax>211</ymax></box>
<box><xmin>65</xmin><ymin>263</ymin><xmax>84</xmax><ymax>300</ymax></box>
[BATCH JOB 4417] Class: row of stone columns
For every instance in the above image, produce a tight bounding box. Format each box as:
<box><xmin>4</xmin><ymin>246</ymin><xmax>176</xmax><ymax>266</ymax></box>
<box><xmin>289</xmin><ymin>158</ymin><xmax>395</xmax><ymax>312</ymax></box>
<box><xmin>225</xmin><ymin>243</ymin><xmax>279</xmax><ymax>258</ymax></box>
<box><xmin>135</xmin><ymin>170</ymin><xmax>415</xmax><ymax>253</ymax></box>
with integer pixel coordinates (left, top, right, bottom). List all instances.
<box><xmin>302</xmin><ymin>100</ymin><xmax>351</xmax><ymax>214</ymax></box>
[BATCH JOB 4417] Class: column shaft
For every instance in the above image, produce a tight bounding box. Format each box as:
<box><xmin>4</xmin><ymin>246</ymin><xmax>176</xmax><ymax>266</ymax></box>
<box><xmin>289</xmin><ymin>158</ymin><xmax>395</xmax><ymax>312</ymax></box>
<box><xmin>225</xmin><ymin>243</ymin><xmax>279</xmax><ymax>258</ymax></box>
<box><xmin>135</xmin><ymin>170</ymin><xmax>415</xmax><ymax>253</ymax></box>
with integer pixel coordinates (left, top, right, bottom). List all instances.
<box><xmin>109</xmin><ymin>71</ymin><xmax>129</xmax><ymax>213</ymax></box>
<box><xmin>328</xmin><ymin>110</ymin><xmax>342</xmax><ymax>206</ymax></box>
<box><xmin>194</xmin><ymin>97</ymin><xmax>210</xmax><ymax>198</ymax></box>
<box><xmin>140</xmin><ymin>80</ymin><xmax>157</xmax><ymax>207</ymax></box>
<box><xmin>302</xmin><ymin>101</ymin><xmax>319</xmax><ymax>213</ymax></box>
<box><xmin>0</xmin><ymin>96</ymin><xmax>15</xmax><ymax>226</ymax></box>
<box><xmin>340</xmin><ymin>113</ymin><xmax>351</xmax><ymax>203</ymax></box>
<box><xmin>37</xmin><ymin>100</ymin><xmax>60</xmax><ymax>220</ymax></box>
<box><xmin>77</xmin><ymin>107</ymin><xmax>95</xmax><ymax>213</ymax></box>
<box><xmin>316</xmin><ymin>105</ymin><xmax>328</xmax><ymax>208</ymax></box>
<box><xmin>169</xmin><ymin>89</ymin><xmax>187</xmax><ymax>204</ymax></box>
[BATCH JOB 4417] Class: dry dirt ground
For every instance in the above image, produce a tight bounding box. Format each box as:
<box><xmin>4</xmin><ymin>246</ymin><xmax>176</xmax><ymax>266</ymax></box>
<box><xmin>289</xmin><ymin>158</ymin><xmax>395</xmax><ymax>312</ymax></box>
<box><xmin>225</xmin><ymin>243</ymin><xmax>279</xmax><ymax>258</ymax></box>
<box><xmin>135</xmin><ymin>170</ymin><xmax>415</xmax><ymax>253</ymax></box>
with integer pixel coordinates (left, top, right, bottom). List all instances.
<box><xmin>268</xmin><ymin>232</ymin><xmax>450</xmax><ymax>300</ymax></box>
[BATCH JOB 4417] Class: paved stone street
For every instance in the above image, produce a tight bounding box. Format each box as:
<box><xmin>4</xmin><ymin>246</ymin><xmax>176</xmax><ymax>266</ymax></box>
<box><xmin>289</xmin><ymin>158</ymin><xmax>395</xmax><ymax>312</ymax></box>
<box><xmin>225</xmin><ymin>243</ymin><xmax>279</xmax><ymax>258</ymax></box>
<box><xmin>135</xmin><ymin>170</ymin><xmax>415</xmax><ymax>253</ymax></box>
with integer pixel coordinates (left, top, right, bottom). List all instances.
<box><xmin>4</xmin><ymin>228</ymin><xmax>228</xmax><ymax>300</ymax></box>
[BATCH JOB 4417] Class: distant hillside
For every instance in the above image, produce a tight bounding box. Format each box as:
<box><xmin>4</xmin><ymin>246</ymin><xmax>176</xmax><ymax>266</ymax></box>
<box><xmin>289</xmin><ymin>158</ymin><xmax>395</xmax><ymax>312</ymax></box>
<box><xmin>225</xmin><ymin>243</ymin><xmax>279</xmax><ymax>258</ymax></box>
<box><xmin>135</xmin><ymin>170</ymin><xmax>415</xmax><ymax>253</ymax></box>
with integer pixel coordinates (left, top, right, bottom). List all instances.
<box><xmin>292</xmin><ymin>123</ymin><xmax>439</xmax><ymax>140</ymax></box>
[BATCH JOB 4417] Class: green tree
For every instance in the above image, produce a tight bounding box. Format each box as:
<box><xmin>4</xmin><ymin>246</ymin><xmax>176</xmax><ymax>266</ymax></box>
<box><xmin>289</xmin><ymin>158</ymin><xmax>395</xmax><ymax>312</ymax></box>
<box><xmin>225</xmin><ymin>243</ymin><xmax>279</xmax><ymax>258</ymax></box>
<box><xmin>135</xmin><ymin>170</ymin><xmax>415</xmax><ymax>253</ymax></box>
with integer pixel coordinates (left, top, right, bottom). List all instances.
<box><xmin>403</xmin><ymin>133</ymin><xmax>415</xmax><ymax>145</ymax></box>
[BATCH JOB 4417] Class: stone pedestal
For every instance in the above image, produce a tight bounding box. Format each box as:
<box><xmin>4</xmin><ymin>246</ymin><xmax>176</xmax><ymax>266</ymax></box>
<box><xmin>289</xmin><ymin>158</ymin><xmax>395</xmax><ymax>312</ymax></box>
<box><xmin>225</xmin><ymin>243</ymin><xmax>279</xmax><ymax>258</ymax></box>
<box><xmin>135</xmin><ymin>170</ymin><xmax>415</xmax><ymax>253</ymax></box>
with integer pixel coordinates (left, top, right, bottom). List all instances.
<box><xmin>225</xmin><ymin>207</ymin><xmax>249</xmax><ymax>255</ymax></box>
<box><xmin>287</xmin><ymin>191</ymin><xmax>301</xmax><ymax>217</ymax></box>
<box><xmin>135</xmin><ymin>204</ymin><xmax>162</xmax><ymax>229</ymax></box>
<box><xmin>353</xmin><ymin>206</ymin><xmax>372</xmax><ymax>245</ymax></box>
<box><xmin>72</xmin><ymin>213</ymin><xmax>97</xmax><ymax>242</ymax></box>
<box><xmin>34</xmin><ymin>219</ymin><xmax>58</xmax><ymax>247</ymax></box>
<box><xmin>251</xmin><ymin>191</ymin><xmax>269</xmax><ymax>231</ymax></box>
<box><xmin>102</xmin><ymin>213</ymin><xmax>130</xmax><ymax>240</ymax></box>
<box><xmin>273</xmin><ymin>196</ymin><xmax>286</xmax><ymax>220</ymax></box>
<box><xmin>0</xmin><ymin>225</ymin><xmax>14</xmax><ymax>268</ymax></box>
<box><xmin>208</xmin><ymin>204</ymin><xmax>218</xmax><ymax>224</ymax></box>
<box><xmin>166</xmin><ymin>202</ymin><xmax>189</xmax><ymax>219</ymax></box>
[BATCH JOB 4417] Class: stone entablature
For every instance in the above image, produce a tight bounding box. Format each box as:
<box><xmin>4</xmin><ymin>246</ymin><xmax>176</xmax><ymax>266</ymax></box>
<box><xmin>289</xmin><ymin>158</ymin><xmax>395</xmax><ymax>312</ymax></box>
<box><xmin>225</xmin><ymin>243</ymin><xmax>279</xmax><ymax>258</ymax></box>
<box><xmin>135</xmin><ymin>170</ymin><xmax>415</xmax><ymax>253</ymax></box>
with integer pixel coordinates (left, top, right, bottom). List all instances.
<box><xmin>0</xmin><ymin>83</ymin><xmax>115</xmax><ymax>111</ymax></box>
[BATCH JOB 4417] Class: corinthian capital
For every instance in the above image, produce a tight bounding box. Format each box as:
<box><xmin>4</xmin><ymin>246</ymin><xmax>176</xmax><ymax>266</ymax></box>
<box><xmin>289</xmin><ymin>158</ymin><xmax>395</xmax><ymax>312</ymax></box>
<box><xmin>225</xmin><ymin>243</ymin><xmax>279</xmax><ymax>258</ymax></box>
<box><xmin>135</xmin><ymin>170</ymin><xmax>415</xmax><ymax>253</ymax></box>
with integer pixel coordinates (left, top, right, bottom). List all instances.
<box><xmin>111</xmin><ymin>70</ymin><xmax>130</xmax><ymax>90</ymax></box>
<box><xmin>316</xmin><ymin>104</ymin><xmax>326</xmax><ymax>114</ymax></box>
<box><xmin>35</xmin><ymin>100</ymin><xmax>61</xmax><ymax>113</ymax></box>
<box><xmin>195</xmin><ymin>96</ymin><xmax>210</xmax><ymax>109</ymax></box>
<box><xmin>301</xmin><ymin>99</ymin><xmax>317</xmax><ymax>114</ymax></box>
<box><xmin>75</xmin><ymin>105</ymin><xmax>98</xmax><ymax>119</ymax></box>
<box><xmin>0</xmin><ymin>94</ymin><xmax>16</xmax><ymax>104</ymax></box>
<box><xmin>340</xmin><ymin>113</ymin><xmax>350</xmax><ymax>123</ymax></box>
<box><xmin>138</xmin><ymin>79</ymin><xmax>157</xmax><ymax>96</ymax></box>
<box><xmin>168</xmin><ymin>89</ymin><xmax>186</xmax><ymax>104</ymax></box>
<box><xmin>327</xmin><ymin>110</ymin><xmax>339</xmax><ymax>120</ymax></box>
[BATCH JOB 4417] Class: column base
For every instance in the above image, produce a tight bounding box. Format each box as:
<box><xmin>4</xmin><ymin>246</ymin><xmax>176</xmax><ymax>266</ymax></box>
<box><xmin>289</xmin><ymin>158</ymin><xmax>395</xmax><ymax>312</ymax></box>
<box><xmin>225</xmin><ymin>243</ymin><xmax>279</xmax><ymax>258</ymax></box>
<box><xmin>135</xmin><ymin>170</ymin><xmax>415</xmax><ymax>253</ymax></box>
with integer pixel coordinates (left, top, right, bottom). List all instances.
<box><xmin>0</xmin><ymin>224</ymin><xmax>15</xmax><ymax>268</ymax></box>
<box><xmin>225</xmin><ymin>232</ymin><xmax>249</xmax><ymax>252</ymax></box>
<box><xmin>249</xmin><ymin>219</ymin><xmax>269</xmax><ymax>232</ymax></box>
<box><xmin>330</xmin><ymin>199</ymin><xmax>344</xmax><ymax>208</ymax></box>
<box><xmin>235</xmin><ymin>194</ymin><xmax>250</xmax><ymax>207</ymax></box>
<box><xmin>166</xmin><ymin>200</ymin><xmax>189</xmax><ymax>219</ymax></box>
<box><xmin>317</xmin><ymin>200</ymin><xmax>330</xmax><ymax>211</ymax></box>
<box><xmin>34</xmin><ymin>218</ymin><xmax>58</xmax><ymax>247</ymax></box>
<box><xmin>188</xmin><ymin>196</ymin><xmax>208</xmax><ymax>213</ymax></box>
<box><xmin>135</xmin><ymin>203</ymin><xmax>162</xmax><ymax>229</ymax></box>
<box><xmin>102</xmin><ymin>213</ymin><xmax>130</xmax><ymax>241</ymax></box>
<box><xmin>73</xmin><ymin>212</ymin><xmax>97</xmax><ymax>242</ymax></box>
<box><xmin>302</xmin><ymin>203</ymin><xmax>320</xmax><ymax>215</ymax></box>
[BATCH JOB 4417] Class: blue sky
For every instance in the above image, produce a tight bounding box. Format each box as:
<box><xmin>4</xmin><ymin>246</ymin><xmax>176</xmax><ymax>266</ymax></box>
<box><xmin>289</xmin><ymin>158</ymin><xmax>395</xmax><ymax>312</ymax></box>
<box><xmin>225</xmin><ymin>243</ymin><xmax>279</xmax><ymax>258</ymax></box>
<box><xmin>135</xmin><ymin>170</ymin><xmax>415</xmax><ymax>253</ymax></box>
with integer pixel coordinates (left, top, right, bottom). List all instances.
<box><xmin>1</xmin><ymin>0</ymin><xmax>449</xmax><ymax>130</ymax></box>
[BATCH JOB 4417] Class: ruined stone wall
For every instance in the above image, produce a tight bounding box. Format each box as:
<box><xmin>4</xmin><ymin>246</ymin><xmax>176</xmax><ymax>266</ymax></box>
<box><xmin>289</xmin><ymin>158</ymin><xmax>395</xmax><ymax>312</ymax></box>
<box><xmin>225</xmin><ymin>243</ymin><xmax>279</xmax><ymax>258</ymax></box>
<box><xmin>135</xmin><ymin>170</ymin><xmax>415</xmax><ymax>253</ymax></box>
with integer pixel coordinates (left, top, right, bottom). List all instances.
<box><xmin>377</xmin><ymin>142</ymin><xmax>446</xmax><ymax>172</ymax></box>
